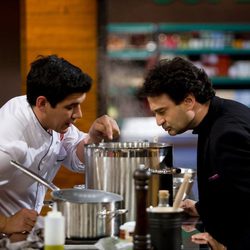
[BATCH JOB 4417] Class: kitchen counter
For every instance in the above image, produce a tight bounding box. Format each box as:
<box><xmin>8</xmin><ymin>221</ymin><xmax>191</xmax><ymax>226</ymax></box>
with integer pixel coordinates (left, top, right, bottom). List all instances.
<box><xmin>63</xmin><ymin>217</ymin><xmax>210</xmax><ymax>250</ymax></box>
<box><xmin>0</xmin><ymin>216</ymin><xmax>209</xmax><ymax>249</ymax></box>
<box><xmin>65</xmin><ymin>246</ymin><xmax>97</xmax><ymax>250</ymax></box>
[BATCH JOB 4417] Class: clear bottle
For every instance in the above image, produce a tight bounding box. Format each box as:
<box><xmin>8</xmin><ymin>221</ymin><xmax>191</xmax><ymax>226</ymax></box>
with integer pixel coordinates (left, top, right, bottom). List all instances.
<box><xmin>44</xmin><ymin>203</ymin><xmax>65</xmax><ymax>250</ymax></box>
<box><xmin>157</xmin><ymin>190</ymin><xmax>169</xmax><ymax>207</ymax></box>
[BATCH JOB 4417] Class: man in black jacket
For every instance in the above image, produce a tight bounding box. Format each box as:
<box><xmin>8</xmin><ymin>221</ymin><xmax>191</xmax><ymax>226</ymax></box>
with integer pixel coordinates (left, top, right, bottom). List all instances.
<box><xmin>139</xmin><ymin>56</ymin><xmax>250</xmax><ymax>250</ymax></box>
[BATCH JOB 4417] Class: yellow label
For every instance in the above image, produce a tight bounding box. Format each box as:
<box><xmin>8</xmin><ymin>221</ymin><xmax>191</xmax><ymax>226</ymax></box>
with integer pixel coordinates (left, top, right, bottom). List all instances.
<box><xmin>44</xmin><ymin>245</ymin><xmax>64</xmax><ymax>250</ymax></box>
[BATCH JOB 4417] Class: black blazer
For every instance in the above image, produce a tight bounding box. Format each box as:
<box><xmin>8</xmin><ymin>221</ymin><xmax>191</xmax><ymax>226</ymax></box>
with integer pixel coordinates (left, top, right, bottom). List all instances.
<box><xmin>193</xmin><ymin>96</ymin><xmax>250</xmax><ymax>249</ymax></box>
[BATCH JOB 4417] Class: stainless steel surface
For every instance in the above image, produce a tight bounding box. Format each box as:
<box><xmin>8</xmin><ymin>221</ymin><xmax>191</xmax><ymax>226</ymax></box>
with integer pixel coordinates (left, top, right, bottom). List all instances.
<box><xmin>9</xmin><ymin>160</ymin><xmax>124</xmax><ymax>239</ymax></box>
<box><xmin>56</xmin><ymin>197</ymin><xmax>121</xmax><ymax>239</ymax></box>
<box><xmin>173</xmin><ymin>168</ymin><xmax>196</xmax><ymax>199</ymax></box>
<box><xmin>148</xmin><ymin>167</ymin><xmax>181</xmax><ymax>175</ymax></box>
<box><xmin>84</xmin><ymin>141</ymin><xmax>173</xmax><ymax>221</ymax></box>
<box><xmin>65</xmin><ymin>245</ymin><xmax>97</xmax><ymax>250</ymax></box>
<box><xmin>52</xmin><ymin>188</ymin><xmax>122</xmax><ymax>203</ymax></box>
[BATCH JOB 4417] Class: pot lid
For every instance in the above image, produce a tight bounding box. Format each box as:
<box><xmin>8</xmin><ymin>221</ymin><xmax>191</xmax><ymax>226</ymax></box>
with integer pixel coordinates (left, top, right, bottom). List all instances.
<box><xmin>52</xmin><ymin>188</ymin><xmax>123</xmax><ymax>203</ymax></box>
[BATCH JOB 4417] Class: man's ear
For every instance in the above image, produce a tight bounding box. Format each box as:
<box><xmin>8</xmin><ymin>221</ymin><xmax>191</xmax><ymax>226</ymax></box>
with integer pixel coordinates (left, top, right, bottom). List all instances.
<box><xmin>35</xmin><ymin>96</ymin><xmax>47</xmax><ymax>112</ymax></box>
<box><xmin>184</xmin><ymin>94</ymin><xmax>195</xmax><ymax>109</ymax></box>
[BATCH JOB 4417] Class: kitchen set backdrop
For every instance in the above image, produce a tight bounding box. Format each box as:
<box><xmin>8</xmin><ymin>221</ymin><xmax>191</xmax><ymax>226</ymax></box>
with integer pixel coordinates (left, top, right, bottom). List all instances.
<box><xmin>1</xmin><ymin>1</ymin><xmax>250</xmax><ymax>245</ymax></box>
<box><xmin>96</xmin><ymin>0</ymin><xmax>250</xmax><ymax>180</ymax></box>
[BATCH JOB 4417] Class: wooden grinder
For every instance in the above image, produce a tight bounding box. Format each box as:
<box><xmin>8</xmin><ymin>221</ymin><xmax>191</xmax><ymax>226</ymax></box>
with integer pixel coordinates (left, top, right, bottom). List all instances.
<box><xmin>133</xmin><ymin>164</ymin><xmax>152</xmax><ymax>250</ymax></box>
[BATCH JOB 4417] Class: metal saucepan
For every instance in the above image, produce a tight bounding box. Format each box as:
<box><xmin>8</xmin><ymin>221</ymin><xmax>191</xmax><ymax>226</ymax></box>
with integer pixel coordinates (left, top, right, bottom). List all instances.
<box><xmin>10</xmin><ymin>160</ymin><xmax>127</xmax><ymax>239</ymax></box>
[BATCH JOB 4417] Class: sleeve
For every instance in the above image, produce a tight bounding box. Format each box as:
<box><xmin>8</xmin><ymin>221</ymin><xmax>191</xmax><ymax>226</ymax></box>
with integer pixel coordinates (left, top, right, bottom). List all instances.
<box><xmin>0</xmin><ymin>141</ymin><xmax>28</xmax><ymax>182</ymax></box>
<box><xmin>211</xmin><ymin>118</ymin><xmax>250</xmax><ymax>194</ymax></box>
<box><xmin>60</xmin><ymin>125</ymin><xmax>88</xmax><ymax>172</ymax></box>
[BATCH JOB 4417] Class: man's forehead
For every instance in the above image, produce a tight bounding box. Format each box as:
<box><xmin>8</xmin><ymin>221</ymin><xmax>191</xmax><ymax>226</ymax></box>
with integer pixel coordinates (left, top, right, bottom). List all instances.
<box><xmin>147</xmin><ymin>94</ymin><xmax>174</xmax><ymax>111</ymax></box>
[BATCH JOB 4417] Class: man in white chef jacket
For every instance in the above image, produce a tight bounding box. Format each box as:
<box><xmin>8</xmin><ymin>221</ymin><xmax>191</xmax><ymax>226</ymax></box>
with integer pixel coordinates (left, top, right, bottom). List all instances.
<box><xmin>0</xmin><ymin>54</ymin><xmax>120</xmax><ymax>236</ymax></box>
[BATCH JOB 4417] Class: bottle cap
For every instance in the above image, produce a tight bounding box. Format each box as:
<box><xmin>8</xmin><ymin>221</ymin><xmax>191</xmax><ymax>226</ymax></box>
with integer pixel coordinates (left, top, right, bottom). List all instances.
<box><xmin>158</xmin><ymin>190</ymin><xmax>169</xmax><ymax>199</ymax></box>
<box><xmin>47</xmin><ymin>203</ymin><xmax>63</xmax><ymax>217</ymax></box>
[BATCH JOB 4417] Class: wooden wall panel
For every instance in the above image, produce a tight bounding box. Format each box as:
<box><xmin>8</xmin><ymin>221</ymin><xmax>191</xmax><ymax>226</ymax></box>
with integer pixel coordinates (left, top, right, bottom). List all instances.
<box><xmin>21</xmin><ymin>0</ymin><xmax>98</xmax><ymax>132</ymax></box>
<box><xmin>20</xmin><ymin>1</ymin><xmax>98</xmax><ymax>214</ymax></box>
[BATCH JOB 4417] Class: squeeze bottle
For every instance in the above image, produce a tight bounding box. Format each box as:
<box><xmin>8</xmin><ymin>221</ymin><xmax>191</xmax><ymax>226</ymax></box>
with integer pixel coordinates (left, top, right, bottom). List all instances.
<box><xmin>44</xmin><ymin>203</ymin><xmax>65</xmax><ymax>250</ymax></box>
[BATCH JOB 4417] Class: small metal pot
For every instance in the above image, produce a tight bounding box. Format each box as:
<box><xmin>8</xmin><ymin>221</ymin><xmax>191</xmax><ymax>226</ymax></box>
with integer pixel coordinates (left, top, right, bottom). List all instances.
<box><xmin>52</xmin><ymin>188</ymin><xmax>125</xmax><ymax>239</ymax></box>
<box><xmin>10</xmin><ymin>160</ymin><xmax>126</xmax><ymax>239</ymax></box>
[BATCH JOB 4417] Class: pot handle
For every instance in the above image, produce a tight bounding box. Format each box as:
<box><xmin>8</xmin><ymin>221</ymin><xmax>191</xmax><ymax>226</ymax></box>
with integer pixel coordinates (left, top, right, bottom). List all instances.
<box><xmin>43</xmin><ymin>200</ymin><xmax>54</xmax><ymax>208</ymax></box>
<box><xmin>146</xmin><ymin>154</ymin><xmax>182</xmax><ymax>175</ymax></box>
<box><xmin>140</xmin><ymin>155</ymin><xmax>181</xmax><ymax>175</ymax></box>
<box><xmin>10</xmin><ymin>160</ymin><xmax>60</xmax><ymax>191</ymax></box>
<box><xmin>148</xmin><ymin>167</ymin><xmax>181</xmax><ymax>175</ymax></box>
<box><xmin>97</xmin><ymin>209</ymin><xmax>128</xmax><ymax>218</ymax></box>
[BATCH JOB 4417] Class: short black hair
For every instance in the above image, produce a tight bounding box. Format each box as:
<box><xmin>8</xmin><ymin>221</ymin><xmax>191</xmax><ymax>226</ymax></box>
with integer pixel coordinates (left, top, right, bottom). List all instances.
<box><xmin>139</xmin><ymin>56</ymin><xmax>215</xmax><ymax>104</ymax></box>
<box><xmin>26</xmin><ymin>54</ymin><xmax>92</xmax><ymax>107</ymax></box>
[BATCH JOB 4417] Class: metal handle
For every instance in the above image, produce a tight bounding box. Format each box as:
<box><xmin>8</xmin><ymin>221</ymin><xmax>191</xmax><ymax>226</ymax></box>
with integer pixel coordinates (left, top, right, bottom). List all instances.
<box><xmin>97</xmin><ymin>209</ymin><xmax>128</xmax><ymax>217</ymax></box>
<box><xmin>148</xmin><ymin>167</ymin><xmax>181</xmax><ymax>175</ymax></box>
<box><xmin>10</xmin><ymin>160</ymin><xmax>60</xmax><ymax>191</ymax></box>
<box><xmin>43</xmin><ymin>200</ymin><xmax>54</xmax><ymax>208</ymax></box>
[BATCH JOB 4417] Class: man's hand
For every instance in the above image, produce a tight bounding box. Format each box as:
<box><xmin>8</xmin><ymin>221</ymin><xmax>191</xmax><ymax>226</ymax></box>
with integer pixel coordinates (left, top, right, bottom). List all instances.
<box><xmin>76</xmin><ymin>115</ymin><xmax>120</xmax><ymax>162</ymax></box>
<box><xmin>191</xmin><ymin>232</ymin><xmax>227</xmax><ymax>250</ymax></box>
<box><xmin>180</xmin><ymin>199</ymin><xmax>199</xmax><ymax>217</ymax></box>
<box><xmin>87</xmin><ymin>115</ymin><xmax>120</xmax><ymax>143</ymax></box>
<box><xmin>0</xmin><ymin>208</ymin><xmax>38</xmax><ymax>234</ymax></box>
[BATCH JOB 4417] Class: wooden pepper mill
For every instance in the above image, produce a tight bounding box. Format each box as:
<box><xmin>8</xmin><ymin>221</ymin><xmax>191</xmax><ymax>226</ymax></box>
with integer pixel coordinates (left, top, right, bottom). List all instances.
<box><xmin>133</xmin><ymin>164</ymin><xmax>152</xmax><ymax>250</ymax></box>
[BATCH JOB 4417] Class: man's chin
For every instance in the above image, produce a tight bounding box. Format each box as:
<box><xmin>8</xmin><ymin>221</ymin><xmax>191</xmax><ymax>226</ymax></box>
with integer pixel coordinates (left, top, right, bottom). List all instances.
<box><xmin>167</xmin><ymin>130</ymin><xmax>178</xmax><ymax>136</ymax></box>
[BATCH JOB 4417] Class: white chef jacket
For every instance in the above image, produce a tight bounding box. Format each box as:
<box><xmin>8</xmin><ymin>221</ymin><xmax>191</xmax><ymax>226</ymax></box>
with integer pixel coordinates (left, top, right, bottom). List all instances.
<box><xmin>0</xmin><ymin>96</ymin><xmax>87</xmax><ymax>216</ymax></box>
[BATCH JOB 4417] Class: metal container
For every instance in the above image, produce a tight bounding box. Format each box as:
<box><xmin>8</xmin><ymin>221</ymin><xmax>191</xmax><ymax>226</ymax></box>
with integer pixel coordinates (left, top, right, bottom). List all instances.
<box><xmin>84</xmin><ymin>141</ymin><xmax>173</xmax><ymax>221</ymax></box>
<box><xmin>52</xmin><ymin>188</ymin><xmax>125</xmax><ymax>239</ymax></box>
<box><xmin>147</xmin><ymin>207</ymin><xmax>184</xmax><ymax>250</ymax></box>
<box><xmin>173</xmin><ymin>168</ymin><xmax>196</xmax><ymax>200</ymax></box>
<box><xmin>9</xmin><ymin>160</ymin><xmax>126</xmax><ymax>239</ymax></box>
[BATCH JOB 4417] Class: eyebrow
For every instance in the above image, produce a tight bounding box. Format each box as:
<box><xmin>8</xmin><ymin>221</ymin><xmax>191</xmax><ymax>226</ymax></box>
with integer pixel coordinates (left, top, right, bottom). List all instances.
<box><xmin>153</xmin><ymin>107</ymin><xmax>166</xmax><ymax>114</ymax></box>
<box><xmin>64</xmin><ymin>102</ymin><xmax>80</xmax><ymax>108</ymax></box>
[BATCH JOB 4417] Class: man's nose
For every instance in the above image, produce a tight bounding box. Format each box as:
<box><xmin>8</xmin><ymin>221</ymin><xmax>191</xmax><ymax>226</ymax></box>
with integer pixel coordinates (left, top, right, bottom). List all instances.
<box><xmin>156</xmin><ymin>115</ymin><xmax>164</xmax><ymax>126</ymax></box>
<box><xmin>73</xmin><ymin>105</ymin><xmax>82</xmax><ymax>119</ymax></box>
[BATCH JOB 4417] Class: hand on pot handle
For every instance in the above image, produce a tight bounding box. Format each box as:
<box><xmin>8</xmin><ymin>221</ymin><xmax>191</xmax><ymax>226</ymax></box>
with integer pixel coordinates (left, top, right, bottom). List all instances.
<box><xmin>0</xmin><ymin>208</ymin><xmax>38</xmax><ymax>235</ymax></box>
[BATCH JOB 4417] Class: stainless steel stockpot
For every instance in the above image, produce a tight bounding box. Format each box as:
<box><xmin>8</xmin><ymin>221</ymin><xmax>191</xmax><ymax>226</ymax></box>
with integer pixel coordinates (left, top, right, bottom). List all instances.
<box><xmin>10</xmin><ymin>160</ymin><xmax>125</xmax><ymax>239</ymax></box>
<box><xmin>84</xmin><ymin>141</ymin><xmax>173</xmax><ymax>221</ymax></box>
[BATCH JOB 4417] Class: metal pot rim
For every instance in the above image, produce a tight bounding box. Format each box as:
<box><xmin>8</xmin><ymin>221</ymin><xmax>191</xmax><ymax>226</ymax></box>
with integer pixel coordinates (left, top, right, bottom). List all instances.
<box><xmin>84</xmin><ymin>141</ymin><xmax>172</xmax><ymax>150</ymax></box>
<box><xmin>51</xmin><ymin>188</ymin><xmax>123</xmax><ymax>204</ymax></box>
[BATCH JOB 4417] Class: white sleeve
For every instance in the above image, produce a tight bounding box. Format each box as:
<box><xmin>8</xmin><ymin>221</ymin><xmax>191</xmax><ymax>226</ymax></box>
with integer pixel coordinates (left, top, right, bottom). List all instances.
<box><xmin>0</xmin><ymin>150</ymin><xmax>15</xmax><ymax>183</ymax></box>
<box><xmin>61</xmin><ymin>125</ymin><xmax>88</xmax><ymax>172</ymax></box>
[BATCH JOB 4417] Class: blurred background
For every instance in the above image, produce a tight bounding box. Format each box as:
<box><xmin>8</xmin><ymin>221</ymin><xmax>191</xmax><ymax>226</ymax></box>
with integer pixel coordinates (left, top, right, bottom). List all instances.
<box><xmin>1</xmin><ymin>0</ymin><xmax>250</xmax><ymax>199</ymax></box>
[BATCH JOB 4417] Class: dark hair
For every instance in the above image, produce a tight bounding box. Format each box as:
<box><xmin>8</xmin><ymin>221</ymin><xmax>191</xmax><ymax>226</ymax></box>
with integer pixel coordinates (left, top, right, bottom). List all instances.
<box><xmin>26</xmin><ymin>55</ymin><xmax>92</xmax><ymax>107</ymax></box>
<box><xmin>139</xmin><ymin>56</ymin><xmax>215</xmax><ymax>104</ymax></box>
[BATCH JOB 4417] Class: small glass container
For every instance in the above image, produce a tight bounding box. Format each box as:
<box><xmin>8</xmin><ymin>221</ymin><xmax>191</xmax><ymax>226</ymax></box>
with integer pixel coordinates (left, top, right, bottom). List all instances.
<box><xmin>158</xmin><ymin>190</ymin><xmax>169</xmax><ymax>207</ymax></box>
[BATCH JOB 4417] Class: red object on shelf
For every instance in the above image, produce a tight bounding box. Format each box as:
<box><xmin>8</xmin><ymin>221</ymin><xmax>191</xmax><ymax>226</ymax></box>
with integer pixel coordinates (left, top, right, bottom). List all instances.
<box><xmin>217</xmin><ymin>55</ymin><xmax>230</xmax><ymax>76</ymax></box>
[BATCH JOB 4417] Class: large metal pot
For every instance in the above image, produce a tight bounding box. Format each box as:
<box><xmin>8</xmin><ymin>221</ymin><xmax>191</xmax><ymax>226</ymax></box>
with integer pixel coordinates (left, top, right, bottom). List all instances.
<box><xmin>10</xmin><ymin>160</ymin><xmax>125</xmax><ymax>239</ymax></box>
<box><xmin>84</xmin><ymin>141</ymin><xmax>173</xmax><ymax>221</ymax></box>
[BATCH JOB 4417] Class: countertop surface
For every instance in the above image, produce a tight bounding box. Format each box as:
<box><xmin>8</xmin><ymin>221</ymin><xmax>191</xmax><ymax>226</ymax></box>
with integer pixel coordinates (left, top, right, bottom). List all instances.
<box><xmin>63</xmin><ymin>217</ymin><xmax>210</xmax><ymax>250</ymax></box>
<box><xmin>65</xmin><ymin>246</ymin><xmax>98</xmax><ymax>250</ymax></box>
<box><xmin>0</xmin><ymin>216</ymin><xmax>209</xmax><ymax>249</ymax></box>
